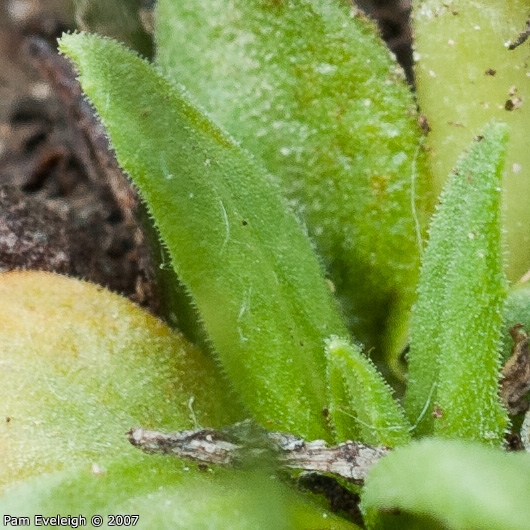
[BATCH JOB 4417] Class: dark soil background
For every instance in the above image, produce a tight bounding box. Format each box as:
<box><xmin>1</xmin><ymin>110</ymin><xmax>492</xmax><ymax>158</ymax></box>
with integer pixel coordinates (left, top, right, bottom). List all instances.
<box><xmin>0</xmin><ymin>0</ymin><xmax>159</xmax><ymax>311</ymax></box>
<box><xmin>0</xmin><ymin>0</ymin><xmax>413</xmax><ymax>318</ymax></box>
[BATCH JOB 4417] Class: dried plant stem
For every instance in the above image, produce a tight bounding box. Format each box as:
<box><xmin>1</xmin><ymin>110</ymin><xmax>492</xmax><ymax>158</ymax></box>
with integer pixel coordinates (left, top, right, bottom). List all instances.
<box><xmin>128</xmin><ymin>423</ymin><xmax>389</xmax><ymax>484</ymax></box>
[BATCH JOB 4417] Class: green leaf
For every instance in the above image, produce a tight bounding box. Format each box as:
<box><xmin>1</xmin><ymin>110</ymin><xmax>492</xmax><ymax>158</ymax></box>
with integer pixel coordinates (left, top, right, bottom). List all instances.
<box><xmin>325</xmin><ymin>336</ymin><xmax>411</xmax><ymax>447</ymax></box>
<box><xmin>405</xmin><ymin>122</ymin><xmax>509</xmax><ymax>443</ymax></box>
<box><xmin>155</xmin><ymin>0</ymin><xmax>434</xmax><ymax>373</ymax></box>
<box><xmin>412</xmin><ymin>0</ymin><xmax>530</xmax><ymax>282</ymax></box>
<box><xmin>58</xmin><ymin>32</ymin><xmax>350</xmax><ymax>441</ymax></box>
<box><xmin>361</xmin><ymin>438</ymin><xmax>530</xmax><ymax>530</ymax></box>
<box><xmin>0</xmin><ymin>271</ymin><xmax>242</xmax><ymax>490</ymax></box>
<box><xmin>0</xmin><ymin>455</ymin><xmax>361</xmax><ymax>529</ymax></box>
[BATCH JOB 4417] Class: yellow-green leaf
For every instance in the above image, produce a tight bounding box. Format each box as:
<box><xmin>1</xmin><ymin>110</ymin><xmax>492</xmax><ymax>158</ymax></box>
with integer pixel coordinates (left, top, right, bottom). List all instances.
<box><xmin>0</xmin><ymin>271</ymin><xmax>242</xmax><ymax>490</ymax></box>
<box><xmin>413</xmin><ymin>0</ymin><xmax>529</xmax><ymax>282</ymax></box>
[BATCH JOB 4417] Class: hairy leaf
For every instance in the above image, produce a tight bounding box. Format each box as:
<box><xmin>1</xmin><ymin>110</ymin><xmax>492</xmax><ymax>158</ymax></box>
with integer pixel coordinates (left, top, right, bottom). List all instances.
<box><xmin>326</xmin><ymin>336</ymin><xmax>411</xmax><ymax>447</ymax></box>
<box><xmin>405</xmin><ymin>122</ymin><xmax>509</xmax><ymax>444</ymax></box>
<box><xmin>59</xmin><ymin>32</ymin><xmax>350</xmax><ymax>441</ymax></box>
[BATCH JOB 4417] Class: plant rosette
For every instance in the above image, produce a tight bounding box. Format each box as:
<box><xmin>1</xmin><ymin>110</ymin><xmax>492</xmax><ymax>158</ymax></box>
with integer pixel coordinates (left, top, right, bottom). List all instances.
<box><xmin>2</xmin><ymin>1</ymin><xmax>530</xmax><ymax>528</ymax></box>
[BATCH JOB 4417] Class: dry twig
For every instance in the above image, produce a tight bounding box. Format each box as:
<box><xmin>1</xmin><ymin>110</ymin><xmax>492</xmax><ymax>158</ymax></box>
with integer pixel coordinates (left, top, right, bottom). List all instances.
<box><xmin>128</xmin><ymin>421</ymin><xmax>389</xmax><ymax>485</ymax></box>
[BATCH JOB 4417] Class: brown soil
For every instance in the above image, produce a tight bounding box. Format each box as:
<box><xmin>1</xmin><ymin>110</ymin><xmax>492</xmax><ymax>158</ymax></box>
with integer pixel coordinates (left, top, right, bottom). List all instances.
<box><xmin>0</xmin><ymin>0</ymin><xmax>158</xmax><ymax>311</ymax></box>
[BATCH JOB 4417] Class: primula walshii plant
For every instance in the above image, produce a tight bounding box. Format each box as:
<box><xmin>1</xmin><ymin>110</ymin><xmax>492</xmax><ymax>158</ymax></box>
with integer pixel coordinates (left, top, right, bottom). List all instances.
<box><xmin>1</xmin><ymin>1</ymin><xmax>530</xmax><ymax>528</ymax></box>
